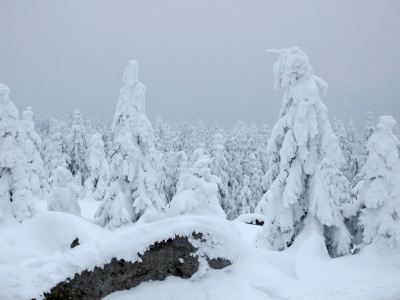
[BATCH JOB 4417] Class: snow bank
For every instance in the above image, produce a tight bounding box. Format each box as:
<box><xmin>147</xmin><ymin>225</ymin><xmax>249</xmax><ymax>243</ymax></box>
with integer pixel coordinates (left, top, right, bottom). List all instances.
<box><xmin>0</xmin><ymin>213</ymin><xmax>242</xmax><ymax>300</ymax></box>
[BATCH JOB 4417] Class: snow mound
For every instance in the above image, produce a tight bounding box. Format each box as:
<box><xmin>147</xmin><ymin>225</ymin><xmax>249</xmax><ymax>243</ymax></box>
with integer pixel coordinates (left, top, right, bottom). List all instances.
<box><xmin>0</xmin><ymin>214</ymin><xmax>242</xmax><ymax>300</ymax></box>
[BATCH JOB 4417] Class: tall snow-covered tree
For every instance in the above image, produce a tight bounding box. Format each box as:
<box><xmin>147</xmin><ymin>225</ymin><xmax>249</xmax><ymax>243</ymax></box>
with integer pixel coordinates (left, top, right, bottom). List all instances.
<box><xmin>83</xmin><ymin>133</ymin><xmax>110</xmax><ymax>201</ymax></box>
<box><xmin>354</xmin><ymin>116</ymin><xmax>400</xmax><ymax>247</ymax></box>
<box><xmin>67</xmin><ymin>109</ymin><xmax>88</xmax><ymax>184</ymax></box>
<box><xmin>167</xmin><ymin>148</ymin><xmax>226</xmax><ymax>219</ymax></box>
<box><xmin>96</xmin><ymin>60</ymin><xmax>164</xmax><ymax>228</ymax></box>
<box><xmin>0</xmin><ymin>84</ymin><xmax>34</xmax><ymax>222</ymax></box>
<box><xmin>21</xmin><ymin>107</ymin><xmax>47</xmax><ymax>198</ymax></box>
<box><xmin>256</xmin><ymin>47</ymin><xmax>354</xmax><ymax>256</ymax></box>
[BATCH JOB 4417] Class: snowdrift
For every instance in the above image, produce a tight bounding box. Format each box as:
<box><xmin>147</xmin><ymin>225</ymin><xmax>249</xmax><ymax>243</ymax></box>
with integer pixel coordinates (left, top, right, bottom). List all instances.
<box><xmin>0</xmin><ymin>213</ymin><xmax>240</xmax><ymax>300</ymax></box>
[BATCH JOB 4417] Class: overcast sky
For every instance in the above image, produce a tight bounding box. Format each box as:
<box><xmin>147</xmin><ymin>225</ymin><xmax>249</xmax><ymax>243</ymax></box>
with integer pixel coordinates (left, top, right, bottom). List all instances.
<box><xmin>0</xmin><ymin>0</ymin><xmax>399</xmax><ymax>128</ymax></box>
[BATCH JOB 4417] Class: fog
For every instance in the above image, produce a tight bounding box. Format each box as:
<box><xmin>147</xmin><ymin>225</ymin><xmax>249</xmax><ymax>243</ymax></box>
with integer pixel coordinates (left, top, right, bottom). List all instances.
<box><xmin>0</xmin><ymin>0</ymin><xmax>399</xmax><ymax>127</ymax></box>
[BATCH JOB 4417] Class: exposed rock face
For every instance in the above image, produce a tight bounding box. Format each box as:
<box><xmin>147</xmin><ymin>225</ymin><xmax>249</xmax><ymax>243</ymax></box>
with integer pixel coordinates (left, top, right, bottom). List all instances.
<box><xmin>44</xmin><ymin>234</ymin><xmax>231</xmax><ymax>300</ymax></box>
<box><xmin>207</xmin><ymin>257</ymin><xmax>232</xmax><ymax>269</ymax></box>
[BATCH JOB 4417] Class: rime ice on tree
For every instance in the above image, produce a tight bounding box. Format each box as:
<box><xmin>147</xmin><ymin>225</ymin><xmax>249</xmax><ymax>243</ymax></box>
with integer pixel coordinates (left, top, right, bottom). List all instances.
<box><xmin>257</xmin><ymin>47</ymin><xmax>354</xmax><ymax>256</ymax></box>
<box><xmin>96</xmin><ymin>61</ymin><xmax>164</xmax><ymax>229</ymax></box>
<box><xmin>67</xmin><ymin>109</ymin><xmax>88</xmax><ymax>184</ymax></box>
<box><xmin>83</xmin><ymin>133</ymin><xmax>110</xmax><ymax>201</ymax></box>
<box><xmin>167</xmin><ymin>148</ymin><xmax>226</xmax><ymax>219</ymax></box>
<box><xmin>0</xmin><ymin>84</ymin><xmax>35</xmax><ymax>222</ymax></box>
<box><xmin>21</xmin><ymin>107</ymin><xmax>47</xmax><ymax>199</ymax></box>
<box><xmin>47</xmin><ymin>165</ymin><xmax>81</xmax><ymax>216</ymax></box>
<box><xmin>354</xmin><ymin>116</ymin><xmax>400</xmax><ymax>247</ymax></box>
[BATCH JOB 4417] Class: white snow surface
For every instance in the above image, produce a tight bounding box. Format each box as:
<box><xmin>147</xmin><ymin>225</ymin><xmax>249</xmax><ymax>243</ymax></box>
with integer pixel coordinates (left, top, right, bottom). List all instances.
<box><xmin>0</xmin><ymin>213</ymin><xmax>240</xmax><ymax>300</ymax></box>
<box><xmin>0</xmin><ymin>208</ymin><xmax>399</xmax><ymax>300</ymax></box>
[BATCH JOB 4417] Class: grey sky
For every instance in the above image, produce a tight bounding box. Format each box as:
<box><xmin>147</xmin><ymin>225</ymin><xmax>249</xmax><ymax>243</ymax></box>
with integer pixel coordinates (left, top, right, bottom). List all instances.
<box><xmin>0</xmin><ymin>0</ymin><xmax>399</xmax><ymax>128</ymax></box>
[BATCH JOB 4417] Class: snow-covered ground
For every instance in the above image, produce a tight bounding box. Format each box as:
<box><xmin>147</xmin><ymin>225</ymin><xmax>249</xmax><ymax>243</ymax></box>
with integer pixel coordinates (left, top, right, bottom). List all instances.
<box><xmin>0</xmin><ymin>200</ymin><xmax>399</xmax><ymax>300</ymax></box>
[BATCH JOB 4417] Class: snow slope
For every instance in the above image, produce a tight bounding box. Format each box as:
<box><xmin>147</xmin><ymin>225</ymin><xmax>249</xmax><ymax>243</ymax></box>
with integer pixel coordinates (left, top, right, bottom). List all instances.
<box><xmin>0</xmin><ymin>209</ymin><xmax>399</xmax><ymax>300</ymax></box>
<box><xmin>105</xmin><ymin>219</ymin><xmax>400</xmax><ymax>300</ymax></box>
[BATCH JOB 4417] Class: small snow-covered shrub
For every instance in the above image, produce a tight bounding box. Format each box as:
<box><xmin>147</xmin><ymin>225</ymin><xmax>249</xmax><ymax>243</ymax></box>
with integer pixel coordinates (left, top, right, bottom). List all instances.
<box><xmin>167</xmin><ymin>150</ymin><xmax>226</xmax><ymax>219</ymax></box>
<box><xmin>47</xmin><ymin>166</ymin><xmax>81</xmax><ymax>216</ymax></box>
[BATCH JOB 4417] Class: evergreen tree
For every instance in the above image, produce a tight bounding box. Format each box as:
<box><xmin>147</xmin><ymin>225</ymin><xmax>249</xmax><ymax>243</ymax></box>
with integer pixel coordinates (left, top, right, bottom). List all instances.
<box><xmin>364</xmin><ymin>111</ymin><xmax>375</xmax><ymax>142</ymax></box>
<box><xmin>210</xmin><ymin>132</ymin><xmax>230</xmax><ymax>213</ymax></box>
<box><xmin>239</xmin><ymin>175</ymin><xmax>253</xmax><ymax>214</ymax></box>
<box><xmin>67</xmin><ymin>109</ymin><xmax>88</xmax><ymax>184</ymax></box>
<box><xmin>346</xmin><ymin>119</ymin><xmax>364</xmax><ymax>186</ymax></box>
<box><xmin>47</xmin><ymin>165</ymin><xmax>81</xmax><ymax>216</ymax></box>
<box><xmin>21</xmin><ymin>107</ymin><xmax>47</xmax><ymax>198</ymax></box>
<box><xmin>96</xmin><ymin>60</ymin><xmax>164</xmax><ymax>228</ymax></box>
<box><xmin>354</xmin><ymin>116</ymin><xmax>400</xmax><ymax>247</ymax></box>
<box><xmin>83</xmin><ymin>133</ymin><xmax>110</xmax><ymax>201</ymax></box>
<box><xmin>167</xmin><ymin>149</ymin><xmax>226</xmax><ymax>219</ymax></box>
<box><xmin>257</xmin><ymin>47</ymin><xmax>354</xmax><ymax>256</ymax></box>
<box><xmin>0</xmin><ymin>84</ymin><xmax>34</xmax><ymax>222</ymax></box>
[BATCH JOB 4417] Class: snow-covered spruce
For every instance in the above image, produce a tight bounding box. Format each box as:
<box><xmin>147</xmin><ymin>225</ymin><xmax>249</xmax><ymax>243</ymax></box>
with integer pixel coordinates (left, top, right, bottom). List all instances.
<box><xmin>0</xmin><ymin>84</ymin><xmax>35</xmax><ymax>223</ymax></box>
<box><xmin>96</xmin><ymin>61</ymin><xmax>164</xmax><ymax>229</ymax></box>
<box><xmin>67</xmin><ymin>109</ymin><xmax>88</xmax><ymax>185</ymax></box>
<box><xmin>256</xmin><ymin>47</ymin><xmax>355</xmax><ymax>256</ymax></box>
<box><xmin>21</xmin><ymin>107</ymin><xmax>47</xmax><ymax>199</ymax></box>
<box><xmin>210</xmin><ymin>133</ymin><xmax>230</xmax><ymax>213</ymax></box>
<box><xmin>41</xmin><ymin>118</ymin><xmax>71</xmax><ymax>187</ymax></box>
<box><xmin>167</xmin><ymin>149</ymin><xmax>226</xmax><ymax>219</ymax></box>
<box><xmin>160</xmin><ymin>150</ymin><xmax>188</xmax><ymax>204</ymax></box>
<box><xmin>83</xmin><ymin>133</ymin><xmax>110</xmax><ymax>201</ymax></box>
<box><xmin>47</xmin><ymin>165</ymin><xmax>81</xmax><ymax>216</ymax></box>
<box><xmin>353</xmin><ymin>115</ymin><xmax>400</xmax><ymax>247</ymax></box>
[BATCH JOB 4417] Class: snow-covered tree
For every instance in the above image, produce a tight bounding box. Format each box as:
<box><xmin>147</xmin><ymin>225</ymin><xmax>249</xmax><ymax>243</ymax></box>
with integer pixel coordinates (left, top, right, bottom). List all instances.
<box><xmin>210</xmin><ymin>132</ymin><xmax>230</xmax><ymax>212</ymax></box>
<box><xmin>67</xmin><ymin>109</ymin><xmax>88</xmax><ymax>184</ymax></box>
<box><xmin>167</xmin><ymin>149</ymin><xmax>226</xmax><ymax>218</ymax></box>
<box><xmin>41</xmin><ymin>118</ymin><xmax>70</xmax><ymax>184</ymax></box>
<box><xmin>243</xmin><ymin>152</ymin><xmax>263</xmax><ymax>213</ymax></box>
<box><xmin>83</xmin><ymin>133</ymin><xmax>110</xmax><ymax>201</ymax></box>
<box><xmin>256</xmin><ymin>47</ymin><xmax>354</xmax><ymax>256</ymax></box>
<box><xmin>239</xmin><ymin>175</ymin><xmax>253</xmax><ymax>214</ymax></box>
<box><xmin>47</xmin><ymin>165</ymin><xmax>81</xmax><ymax>216</ymax></box>
<box><xmin>346</xmin><ymin>119</ymin><xmax>364</xmax><ymax>185</ymax></box>
<box><xmin>160</xmin><ymin>150</ymin><xmax>188</xmax><ymax>203</ymax></box>
<box><xmin>21</xmin><ymin>107</ymin><xmax>46</xmax><ymax>198</ymax></box>
<box><xmin>364</xmin><ymin>111</ymin><xmax>375</xmax><ymax>142</ymax></box>
<box><xmin>0</xmin><ymin>84</ymin><xmax>34</xmax><ymax>222</ymax></box>
<box><xmin>354</xmin><ymin>116</ymin><xmax>400</xmax><ymax>247</ymax></box>
<box><xmin>96</xmin><ymin>60</ymin><xmax>164</xmax><ymax>228</ymax></box>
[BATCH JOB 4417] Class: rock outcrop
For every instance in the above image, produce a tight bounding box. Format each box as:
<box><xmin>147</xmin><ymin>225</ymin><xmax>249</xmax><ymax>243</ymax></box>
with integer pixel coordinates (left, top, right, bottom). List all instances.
<box><xmin>44</xmin><ymin>233</ymin><xmax>231</xmax><ymax>300</ymax></box>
